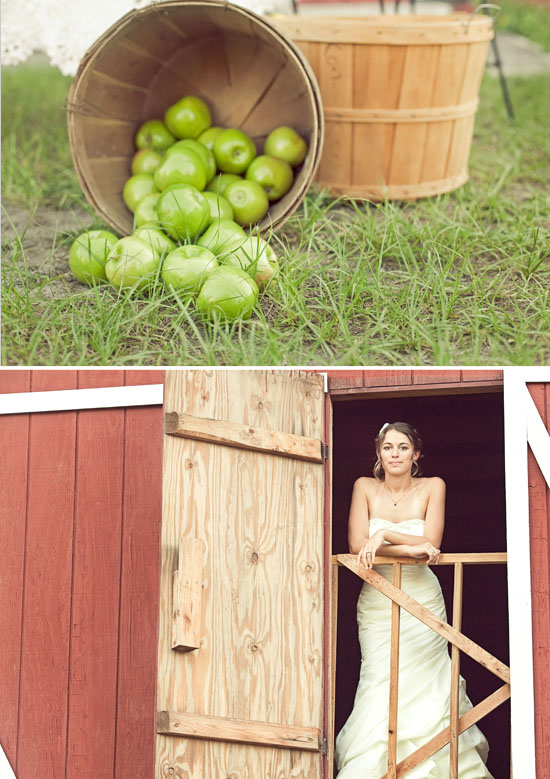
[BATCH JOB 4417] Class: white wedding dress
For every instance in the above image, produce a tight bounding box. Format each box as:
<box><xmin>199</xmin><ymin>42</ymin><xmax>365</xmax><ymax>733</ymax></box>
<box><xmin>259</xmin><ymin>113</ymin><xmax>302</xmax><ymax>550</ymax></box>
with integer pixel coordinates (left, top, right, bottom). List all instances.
<box><xmin>335</xmin><ymin>518</ymin><xmax>493</xmax><ymax>778</ymax></box>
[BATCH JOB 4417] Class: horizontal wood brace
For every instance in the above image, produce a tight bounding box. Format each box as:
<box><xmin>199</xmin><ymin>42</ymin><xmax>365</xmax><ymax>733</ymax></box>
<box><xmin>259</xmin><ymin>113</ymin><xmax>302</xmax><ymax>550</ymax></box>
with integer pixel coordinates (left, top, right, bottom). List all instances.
<box><xmin>157</xmin><ymin>711</ymin><xmax>323</xmax><ymax>751</ymax></box>
<box><xmin>329</xmin><ymin>380</ymin><xmax>503</xmax><ymax>400</ymax></box>
<box><xmin>333</xmin><ymin>552</ymin><xmax>507</xmax><ymax>566</ymax></box>
<box><xmin>323</xmin><ymin>99</ymin><xmax>479</xmax><ymax>124</ymax></box>
<box><xmin>164</xmin><ymin>411</ymin><xmax>325</xmax><ymax>463</ymax></box>
<box><xmin>274</xmin><ymin>18</ymin><xmax>494</xmax><ymax>45</ymax></box>
<box><xmin>338</xmin><ymin>555</ymin><xmax>510</xmax><ymax>683</ymax></box>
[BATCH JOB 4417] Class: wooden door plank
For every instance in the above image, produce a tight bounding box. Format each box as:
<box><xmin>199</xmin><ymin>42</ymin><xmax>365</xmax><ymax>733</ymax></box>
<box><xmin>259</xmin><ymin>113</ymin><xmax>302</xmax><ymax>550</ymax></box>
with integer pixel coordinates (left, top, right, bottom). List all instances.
<box><xmin>16</xmin><ymin>371</ymin><xmax>77</xmax><ymax>779</ymax></box>
<box><xmin>157</xmin><ymin>370</ymin><xmax>326</xmax><ymax>778</ymax></box>
<box><xmin>157</xmin><ymin>710</ymin><xmax>322</xmax><ymax>751</ymax></box>
<box><xmin>164</xmin><ymin>411</ymin><xmax>324</xmax><ymax>462</ymax></box>
<box><xmin>172</xmin><ymin>538</ymin><xmax>204</xmax><ymax>651</ymax></box>
<box><xmin>337</xmin><ymin>555</ymin><xmax>510</xmax><ymax>683</ymax></box>
<box><xmin>114</xmin><ymin>379</ymin><xmax>163</xmax><ymax>779</ymax></box>
<box><xmin>0</xmin><ymin>371</ymin><xmax>31</xmax><ymax>770</ymax></box>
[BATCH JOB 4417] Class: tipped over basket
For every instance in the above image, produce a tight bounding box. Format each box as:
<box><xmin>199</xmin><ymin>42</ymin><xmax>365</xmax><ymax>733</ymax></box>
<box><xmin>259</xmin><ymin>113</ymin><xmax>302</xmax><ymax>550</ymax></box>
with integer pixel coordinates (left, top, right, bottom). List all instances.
<box><xmin>273</xmin><ymin>13</ymin><xmax>494</xmax><ymax>200</ymax></box>
<box><xmin>67</xmin><ymin>0</ymin><xmax>323</xmax><ymax>236</ymax></box>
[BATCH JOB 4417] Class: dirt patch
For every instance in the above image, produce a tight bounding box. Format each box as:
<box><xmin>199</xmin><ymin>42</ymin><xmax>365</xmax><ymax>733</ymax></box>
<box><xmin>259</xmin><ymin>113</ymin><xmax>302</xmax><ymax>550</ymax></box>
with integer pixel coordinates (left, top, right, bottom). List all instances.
<box><xmin>2</xmin><ymin>202</ymin><xmax>97</xmax><ymax>298</ymax></box>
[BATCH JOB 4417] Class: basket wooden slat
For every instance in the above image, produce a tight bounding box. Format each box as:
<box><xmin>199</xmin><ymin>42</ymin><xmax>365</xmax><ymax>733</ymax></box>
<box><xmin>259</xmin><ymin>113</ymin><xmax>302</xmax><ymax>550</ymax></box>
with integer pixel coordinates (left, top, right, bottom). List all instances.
<box><xmin>274</xmin><ymin>13</ymin><xmax>493</xmax><ymax>201</ymax></box>
<box><xmin>68</xmin><ymin>0</ymin><xmax>324</xmax><ymax>236</ymax></box>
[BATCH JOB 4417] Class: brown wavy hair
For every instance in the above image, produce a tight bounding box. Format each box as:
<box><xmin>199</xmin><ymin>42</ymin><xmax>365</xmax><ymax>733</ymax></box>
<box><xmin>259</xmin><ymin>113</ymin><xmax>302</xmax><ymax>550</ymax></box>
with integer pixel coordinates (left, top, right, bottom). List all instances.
<box><xmin>373</xmin><ymin>422</ymin><xmax>423</xmax><ymax>481</ymax></box>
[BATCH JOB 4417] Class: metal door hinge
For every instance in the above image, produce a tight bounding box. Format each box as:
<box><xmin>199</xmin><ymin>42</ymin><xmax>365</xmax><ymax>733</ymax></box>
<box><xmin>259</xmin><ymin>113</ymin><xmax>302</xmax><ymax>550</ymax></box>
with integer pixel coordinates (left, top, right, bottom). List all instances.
<box><xmin>320</xmin><ymin>736</ymin><xmax>329</xmax><ymax>755</ymax></box>
<box><xmin>322</xmin><ymin>442</ymin><xmax>329</xmax><ymax>460</ymax></box>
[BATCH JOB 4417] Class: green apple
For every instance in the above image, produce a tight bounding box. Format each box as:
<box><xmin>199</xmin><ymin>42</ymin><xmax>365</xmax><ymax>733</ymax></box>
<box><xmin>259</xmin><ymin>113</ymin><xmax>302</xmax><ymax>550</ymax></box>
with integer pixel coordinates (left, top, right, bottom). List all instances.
<box><xmin>164</xmin><ymin>95</ymin><xmax>211</xmax><ymax>139</ymax></box>
<box><xmin>162</xmin><ymin>245</ymin><xmax>219</xmax><ymax>293</ymax></box>
<box><xmin>197</xmin><ymin>219</ymin><xmax>247</xmax><ymax>256</ymax></box>
<box><xmin>245</xmin><ymin>154</ymin><xmax>293</xmax><ymax>201</ymax></box>
<box><xmin>224</xmin><ymin>180</ymin><xmax>269</xmax><ymax>227</ymax></box>
<box><xmin>131</xmin><ymin>148</ymin><xmax>163</xmax><ymax>175</ymax></box>
<box><xmin>206</xmin><ymin>173</ymin><xmax>242</xmax><ymax>197</ymax></box>
<box><xmin>123</xmin><ymin>174</ymin><xmax>159</xmax><ymax>212</ymax></box>
<box><xmin>168</xmin><ymin>139</ymin><xmax>216</xmax><ymax>182</ymax></box>
<box><xmin>105</xmin><ymin>236</ymin><xmax>160</xmax><ymax>290</ymax></box>
<box><xmin>156</xmin><ymin>184</ymin><xmax>210</xmax><ymax>242</ymax></box>
<box><xmin>198</xmin><ymin>126</ymin><xmax>224</xmax><ymax>151</ymax></box>
<box><xmin>69</xmin><ymin>229</ymin><xmax>118</xmax><ymax>285</ymax></box>
<box><xmin>196</xmin><ymin>266</ymin><xmax>259</xmax><ymax>320</ymax></box>
<box><xmin>213</xmin><ymin>129</ymin><xmax>256</xmax><ymax>174</ymax></box>
<box><xmin>264</xmin><ymin>126</ymin><xmax>308</xmax><ymax>167</ymax></box>
<box><xmin>154</xmin><ymin>146</ymin><xmax>207</xmax><ymax>191</ymax></box>
<box><xmin>202</xmin><ymin>191</ymin><xmax>233</xmax><ymax>224</ymax></box>
<box><xmin>223</xmin><ymin>235</ymin><xmax>279</xmax><ymax>289</ymax></box>
<box><xmin>135</xmin><ymin>119</ymin><xmax>176</xmax><ymax>151</ymax></box>
<box><xmin>133</xmin><ymin>224</ymin><xmax>177</xmax><ymax>256</ymax></box>
<box><xmin>134</xmin><ymin>192</ymin><xmax>161</xmax><ymax>227</ymax></box>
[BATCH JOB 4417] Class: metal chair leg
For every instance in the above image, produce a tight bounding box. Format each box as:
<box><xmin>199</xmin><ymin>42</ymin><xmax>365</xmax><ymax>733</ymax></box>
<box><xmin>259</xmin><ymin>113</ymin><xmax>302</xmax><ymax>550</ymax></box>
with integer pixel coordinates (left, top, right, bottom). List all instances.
<box><xmin>490</xmin><ymin>34</ymin><xmax>515</xmax><ymax>119</ymax></box>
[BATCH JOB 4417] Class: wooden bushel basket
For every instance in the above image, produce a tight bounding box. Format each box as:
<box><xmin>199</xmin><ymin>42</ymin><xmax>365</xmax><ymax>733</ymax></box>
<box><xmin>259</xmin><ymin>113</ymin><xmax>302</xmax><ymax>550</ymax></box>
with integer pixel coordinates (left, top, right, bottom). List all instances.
<box><xmin>273</xmin><ymin>13</ymin><xmax>494</xmax><ymax>200</ymax></box>
<box><xmin>67</xmin><ymin>0</ymin><xmax>324</xmax><ymax>236</ymax></box>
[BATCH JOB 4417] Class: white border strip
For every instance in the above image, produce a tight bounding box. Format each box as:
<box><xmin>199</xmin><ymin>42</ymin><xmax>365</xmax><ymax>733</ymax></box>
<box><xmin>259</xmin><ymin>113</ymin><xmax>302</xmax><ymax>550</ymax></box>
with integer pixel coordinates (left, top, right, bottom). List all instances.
<box><xmin>503</xmin><ymin>367</ymin><xmax>550</xmax><ymax>778</ymax></box>
<box><xmin>0</xmin><ymin>384</ymin><xmax>164</xmax><ymax>415</ymax></box>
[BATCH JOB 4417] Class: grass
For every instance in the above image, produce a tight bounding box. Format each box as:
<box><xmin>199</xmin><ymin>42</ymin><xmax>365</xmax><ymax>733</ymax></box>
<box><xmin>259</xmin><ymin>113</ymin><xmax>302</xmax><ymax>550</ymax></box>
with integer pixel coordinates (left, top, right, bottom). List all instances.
<box><xmin>2</xmin><ymin>48</ymin><xmax>550</xmax><ymax>366</ymax></box>
<box><xmin>498</xmin><ymin>0</ymin><xmax>550</xmax><ymax>51</ymax></box>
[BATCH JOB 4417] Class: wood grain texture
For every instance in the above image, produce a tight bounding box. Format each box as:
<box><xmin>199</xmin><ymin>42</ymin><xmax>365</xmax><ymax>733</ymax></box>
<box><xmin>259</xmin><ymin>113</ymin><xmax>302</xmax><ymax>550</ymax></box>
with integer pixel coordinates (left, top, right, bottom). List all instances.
<box><xmin>387</xmin><ymin>563</ymin><xmax>402</xmax><ymax>778</ymax></box>
<box><xmin>0</xmin><ymin>371</ymin><xmax>31</xmax><ymax>771</ymax></box>
<box><xmin>333</xmin><ymin>553</ymin><xmax>507</xmax><ymax>566</ymax></box>
<box><xmin>337</xmin><ymin>555</ymin><xmax>510</xmax><ymax>682</ymax></box>
<box><xmin>157</xmin><ymin>710</ymin><xmax>322</xmax><ymax>750</ymax></box>
<box><xmin>527</xmin><ymin>382</ymin><xmax>550</xmax><ymax>778</ymax></box>
<box><xmin>274</xmin><ymin>14</ymin><xmax>491</xmax><ymax>199</ymax></box>
<box><xmin>172</xmin><ymin>539</ymin><xmax>203</xmax><ymax>651</ymax></box>
<box><xmin>16</xmin><ymin>370</ymin><xmax>77</xmax><ymax>779</ymax></box>
<box><xmin>164</xmin><ymin>411</ymin><xmax>324</xmax><ymax>462</ymax></box>
<box><xmin>156</xmin><ymin>370</ymin><xmax>326</xmax><ymax>777</ymax></box>
<box><xmin>450</xmin><ymin>562</ymin><xmax>463</xmax><ymax>778</ymax></box>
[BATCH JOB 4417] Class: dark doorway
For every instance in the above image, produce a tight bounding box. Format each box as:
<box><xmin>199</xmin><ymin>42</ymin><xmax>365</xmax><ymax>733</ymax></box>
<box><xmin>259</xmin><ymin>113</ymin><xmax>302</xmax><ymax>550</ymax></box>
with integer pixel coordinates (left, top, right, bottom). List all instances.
<box><xmin>331</xmin><ymin>390</ymin><xmax>509</xmax><ymax>776</ymax></box>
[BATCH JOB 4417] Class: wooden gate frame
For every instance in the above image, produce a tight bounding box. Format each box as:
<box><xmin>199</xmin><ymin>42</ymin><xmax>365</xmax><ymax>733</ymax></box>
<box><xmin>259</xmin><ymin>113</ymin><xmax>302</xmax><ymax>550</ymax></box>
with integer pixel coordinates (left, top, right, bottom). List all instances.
<box><xmin>332</xmin><ymin>553</ymin><xmax>509</xmax><ymax>778</ymax></box>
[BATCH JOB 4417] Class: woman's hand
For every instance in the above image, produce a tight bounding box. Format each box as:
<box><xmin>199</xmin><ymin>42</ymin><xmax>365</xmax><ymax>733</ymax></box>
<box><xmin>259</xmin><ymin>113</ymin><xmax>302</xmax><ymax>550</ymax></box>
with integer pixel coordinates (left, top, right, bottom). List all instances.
<box><xmin>408</xmin><ymin>541</ymin><xmax>440</xmax><ymax>565</ymax></box>
<box><xmin>357</xmin><ymin>530</ymin><xmax>386</xmax><ymax>569</ymax></box>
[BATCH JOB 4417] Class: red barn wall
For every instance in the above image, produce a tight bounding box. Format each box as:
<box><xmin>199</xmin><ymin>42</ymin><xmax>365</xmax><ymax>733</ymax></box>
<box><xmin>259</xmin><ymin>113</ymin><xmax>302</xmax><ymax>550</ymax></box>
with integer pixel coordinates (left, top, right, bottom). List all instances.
<box><xmin>2</xmin><ymin>368</ymin><xmax>549</xmax><ymax>777</ymax></box>
<box><xmin>0</xmin><ymin>370</ymin><xmax>164</xmax><ymax>779</ymax></box>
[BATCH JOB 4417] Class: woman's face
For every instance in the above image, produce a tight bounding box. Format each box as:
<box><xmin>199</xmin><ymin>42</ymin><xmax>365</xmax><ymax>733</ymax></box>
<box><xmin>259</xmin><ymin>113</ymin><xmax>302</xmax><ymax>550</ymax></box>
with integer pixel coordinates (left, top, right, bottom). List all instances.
<box><xmin>378</xmin><ymin>430</ymin><xmax>419</xmax><ymax>477</ymax></box>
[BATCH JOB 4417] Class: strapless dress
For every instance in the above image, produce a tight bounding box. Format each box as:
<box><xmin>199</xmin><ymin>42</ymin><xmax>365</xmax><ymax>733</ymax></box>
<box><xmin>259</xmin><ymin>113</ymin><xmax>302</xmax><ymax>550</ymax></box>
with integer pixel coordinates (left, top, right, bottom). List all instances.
<box><xmin>335</xmin><ymin>518</ymin><xmax>493</xmax><ymax>778</ymax></box>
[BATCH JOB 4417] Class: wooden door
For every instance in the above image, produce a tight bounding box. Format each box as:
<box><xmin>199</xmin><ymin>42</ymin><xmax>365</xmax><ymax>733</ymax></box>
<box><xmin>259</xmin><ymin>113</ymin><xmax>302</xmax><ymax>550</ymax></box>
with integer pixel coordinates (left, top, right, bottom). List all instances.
<box><xmin>156</xmin><ymin>370</ymin><xmax>327</xmax><ymax>777</ymax></box>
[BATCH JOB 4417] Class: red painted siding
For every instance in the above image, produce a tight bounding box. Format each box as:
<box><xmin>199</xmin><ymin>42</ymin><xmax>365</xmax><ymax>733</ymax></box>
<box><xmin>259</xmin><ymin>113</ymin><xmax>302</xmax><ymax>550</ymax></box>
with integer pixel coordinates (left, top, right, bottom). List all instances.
<box><xmin>528</xmin><ymin>383</ymin><xmax>550</xmax><ymax>778</ymax></box>
<box><xmin>323</xmin><ymin>369</ymin><xmax>504</xmax><ymax>391</ymax></box>
<box><xmin>0</xmin><ymin>370</ymin><xmax>164</xmax><ymax>779</ymax></box>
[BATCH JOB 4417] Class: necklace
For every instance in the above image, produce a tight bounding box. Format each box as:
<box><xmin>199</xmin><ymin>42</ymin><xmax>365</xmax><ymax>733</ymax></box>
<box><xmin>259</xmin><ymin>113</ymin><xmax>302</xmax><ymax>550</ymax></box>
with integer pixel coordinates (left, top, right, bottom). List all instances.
<box><xmin>384</xmin><ymin>482</ymin><xmax>416</xmax><ymax>507</ymax></box>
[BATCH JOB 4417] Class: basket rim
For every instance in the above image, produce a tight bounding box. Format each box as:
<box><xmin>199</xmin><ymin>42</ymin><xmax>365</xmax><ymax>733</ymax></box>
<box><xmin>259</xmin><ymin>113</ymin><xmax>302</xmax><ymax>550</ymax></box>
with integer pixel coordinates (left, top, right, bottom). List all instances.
<box><xmin>67</xmin><ymin>0</ymin><xmax>325</xmax><ymax>236</ymax></box>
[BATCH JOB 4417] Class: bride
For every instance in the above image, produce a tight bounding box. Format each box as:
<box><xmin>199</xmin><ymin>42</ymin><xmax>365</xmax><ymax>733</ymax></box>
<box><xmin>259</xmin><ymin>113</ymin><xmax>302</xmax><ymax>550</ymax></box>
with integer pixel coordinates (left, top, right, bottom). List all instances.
<box><xmin>335</xmin><ymin>421</ymin><xmax>493</xmax><ymax>778</ymax></box>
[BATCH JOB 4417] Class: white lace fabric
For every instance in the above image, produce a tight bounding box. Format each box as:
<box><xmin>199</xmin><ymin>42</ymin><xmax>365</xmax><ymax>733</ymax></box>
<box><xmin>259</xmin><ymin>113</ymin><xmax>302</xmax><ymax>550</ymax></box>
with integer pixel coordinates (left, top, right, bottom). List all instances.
<box><xmin>1</xmin><ymin>0</ymin><xmax>280</xmax><ymax>76</ymax></box>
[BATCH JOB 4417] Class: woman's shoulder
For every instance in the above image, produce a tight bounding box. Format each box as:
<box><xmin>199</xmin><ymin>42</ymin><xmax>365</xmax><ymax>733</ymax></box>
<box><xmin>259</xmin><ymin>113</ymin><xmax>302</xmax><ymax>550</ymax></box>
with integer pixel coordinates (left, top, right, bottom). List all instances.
<box><xmin>353</xmin><ymin>475</ymin><xmax>377</xmax><ymax>492</ymax></box>
<box><xmin>420</xmin><ymin>476</ymin><xmax>446</xmax><ymax>493</ymax></box>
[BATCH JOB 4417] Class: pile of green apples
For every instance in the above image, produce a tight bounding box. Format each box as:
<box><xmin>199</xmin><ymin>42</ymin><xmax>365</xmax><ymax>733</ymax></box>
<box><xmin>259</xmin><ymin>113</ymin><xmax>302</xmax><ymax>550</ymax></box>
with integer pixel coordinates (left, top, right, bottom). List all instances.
<box><xmin>69</xmin><ymin>94</ymin><xmax>308</xmax><ymax>320</ymax></box>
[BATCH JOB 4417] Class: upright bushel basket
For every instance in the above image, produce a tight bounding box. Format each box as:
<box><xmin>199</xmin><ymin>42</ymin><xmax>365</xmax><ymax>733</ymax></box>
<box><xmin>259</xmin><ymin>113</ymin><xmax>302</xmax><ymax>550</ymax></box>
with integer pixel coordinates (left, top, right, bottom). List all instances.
<box><xmin>274</xmin><ymin>13</ymin><xmax>494</xmax><ymax>200</ymax></box>
<box><xmin>67</xmin><ymin>0</ymin><xmax>324</xmax><ymax>236</ymax></box>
